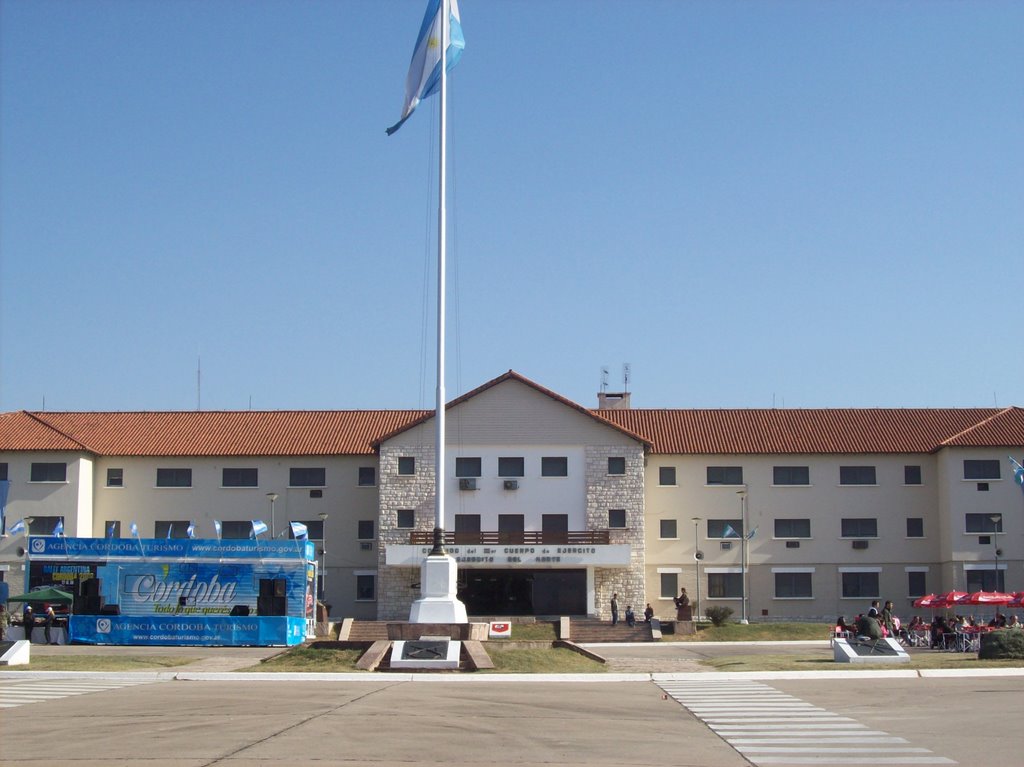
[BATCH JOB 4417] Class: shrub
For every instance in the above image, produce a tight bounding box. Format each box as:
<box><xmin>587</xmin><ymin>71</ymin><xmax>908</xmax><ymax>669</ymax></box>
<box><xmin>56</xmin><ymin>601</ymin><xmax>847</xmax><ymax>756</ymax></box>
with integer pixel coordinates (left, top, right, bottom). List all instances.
<box><xmin>978</xmin><ymin>629</ymin><xmax>1024</xmax><ymax>659</ymax></box>
<box><xmin>704</xmin><ymin>606</ymin><xmax>734</xmax><ymax>627</ymax></box>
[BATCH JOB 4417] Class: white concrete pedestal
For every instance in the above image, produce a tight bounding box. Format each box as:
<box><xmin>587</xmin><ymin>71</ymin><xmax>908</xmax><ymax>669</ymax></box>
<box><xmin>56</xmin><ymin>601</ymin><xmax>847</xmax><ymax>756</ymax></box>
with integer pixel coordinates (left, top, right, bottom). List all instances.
<box><xmin>408</xmin><ymin>553</ymin><xmax>468</xmax><ymax>624</ymax></box>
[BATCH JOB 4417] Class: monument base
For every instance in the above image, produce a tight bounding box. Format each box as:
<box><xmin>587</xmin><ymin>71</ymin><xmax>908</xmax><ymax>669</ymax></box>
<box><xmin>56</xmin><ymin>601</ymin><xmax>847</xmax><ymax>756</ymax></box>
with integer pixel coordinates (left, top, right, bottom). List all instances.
<box><xmin>833</xmin><ymin>637</ymin><xmax>910</xmax><ymax>663</ymax></box>
<box><xmin>390</xmin><ymin>638</ymin><xmax>462</xmax><ymax>670</ymax></box>
<box><xmin>409</xmin><ymin>553</ymin><xmax>468</xmax><ymax>624</ymax></box>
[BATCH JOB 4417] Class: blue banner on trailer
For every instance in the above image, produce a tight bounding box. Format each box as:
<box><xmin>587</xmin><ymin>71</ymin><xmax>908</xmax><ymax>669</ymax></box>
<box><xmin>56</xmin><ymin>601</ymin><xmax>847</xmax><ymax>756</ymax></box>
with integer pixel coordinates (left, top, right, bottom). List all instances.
<box><xmin>25</xmin><ymin>536</ymin><xmax>316</xmax><ymax>647</ymax></box>
<box><xmin>70</xmin><ymin>615</ymin><xmax>307</xmax><ymax>646</ymax></box>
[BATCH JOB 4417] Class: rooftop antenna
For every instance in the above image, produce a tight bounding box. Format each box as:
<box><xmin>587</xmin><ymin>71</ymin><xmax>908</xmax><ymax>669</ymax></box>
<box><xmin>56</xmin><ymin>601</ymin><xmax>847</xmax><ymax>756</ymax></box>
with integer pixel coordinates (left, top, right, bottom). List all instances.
<box><xmin>600</xmin><ymin>366</ymin><xmax>609</xmax><ymax>393</ymax></box>
<box><xmin>623</xmin><ymin>363</ymin><xmax>631</xmax><ymax>393</ymax></box>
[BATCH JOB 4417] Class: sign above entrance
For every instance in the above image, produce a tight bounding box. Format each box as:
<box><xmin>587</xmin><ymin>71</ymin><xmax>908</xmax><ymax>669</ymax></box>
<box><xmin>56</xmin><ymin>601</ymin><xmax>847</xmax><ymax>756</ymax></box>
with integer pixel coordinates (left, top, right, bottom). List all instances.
<box><xmin>386</xmin><ymin>544</ymin><xmax>631</xmax><ymax>568</ymax></box>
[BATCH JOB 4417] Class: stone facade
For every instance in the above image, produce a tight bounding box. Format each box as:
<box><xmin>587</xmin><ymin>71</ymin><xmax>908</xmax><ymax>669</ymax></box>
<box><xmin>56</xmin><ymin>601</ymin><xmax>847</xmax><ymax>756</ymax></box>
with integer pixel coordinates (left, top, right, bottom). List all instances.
<box><xmin>586</xmin><ymin>445</ymin><xmax>646</xmax><ymax>619</ymax></box>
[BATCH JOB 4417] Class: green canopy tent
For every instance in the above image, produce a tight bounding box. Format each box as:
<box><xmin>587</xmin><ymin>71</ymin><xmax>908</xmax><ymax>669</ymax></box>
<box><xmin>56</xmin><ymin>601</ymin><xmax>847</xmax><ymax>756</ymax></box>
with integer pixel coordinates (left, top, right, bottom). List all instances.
<box><xmin>6</xmin><ymin>587</ymin><xmax>73</xmax><ymax>604</ymax></box>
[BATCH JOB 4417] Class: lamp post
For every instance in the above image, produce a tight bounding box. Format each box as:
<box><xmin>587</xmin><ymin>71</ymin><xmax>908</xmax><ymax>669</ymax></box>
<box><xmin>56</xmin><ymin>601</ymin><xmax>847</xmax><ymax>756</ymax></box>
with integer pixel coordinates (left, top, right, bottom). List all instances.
<box><xmin>318</xmin><ymin>511</ymin><xmax>329</xmax><ymax>605</ymax></box>
<box><xmin>989</xmin><ymin>513</ymin><xmax>1003</xmax><ymax>592</ymax></box>
<box><xmin>737</xmin><ymin>488</ymin><xmax>749</xmax><ymax>624</ymax></box>
<box><xmin>266</xmin><ymin>492</ymin><xmax>279</xmax><ymax>539</ymax></box>
<box><xmin>691</xmin><ymin>516</ymin><xmax>702</xmax><ymax>622</ymax></box>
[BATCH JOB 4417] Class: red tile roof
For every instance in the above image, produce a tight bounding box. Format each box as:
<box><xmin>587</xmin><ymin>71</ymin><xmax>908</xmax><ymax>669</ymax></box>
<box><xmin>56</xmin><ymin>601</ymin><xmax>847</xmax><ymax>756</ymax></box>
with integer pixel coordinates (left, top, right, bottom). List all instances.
<box><xmin>593</xmin><ymin>407</ymin><xmax>1024</xmax><ymax>454</ymax></box>
<box><xmin>0</xmin><ymin>410</ymin><xmax>429</xmax><ymax>457</ymax></box>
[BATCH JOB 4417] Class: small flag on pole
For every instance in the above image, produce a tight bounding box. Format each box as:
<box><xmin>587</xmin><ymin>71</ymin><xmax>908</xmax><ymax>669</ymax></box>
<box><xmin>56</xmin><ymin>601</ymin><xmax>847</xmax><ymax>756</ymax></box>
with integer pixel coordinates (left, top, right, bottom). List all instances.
<box><xmin>251</xmin><ymin>520</ymin><xmax>268</xmax><ymax>539</ymax></box>
<box><xmin>8</xmin><ymin>518</ymin><xmax>26</xmax><ymax>536</ymax></box>
<box><xmin>386</xmin><ymin>0</ymin><xmax>465</xmax><ymax>135</ymax></box>
<box><xmin>107</xmin><ymin>522</ymin><xmax>117</xmax><ymax>539</ymax></box>
<box><xmin>53</xmin><ymin>519</ymin><xmax>64</xmax><ymax>537</ymax></box>
<box><xmin>746</xmin><ymin>526</ymin><xmax>758</xmax><ymax>540</ymax></box>
<box><xmin>1010</xmin><ymin>456</ymin><xmax>1024</xmax><ymax>492</ymax></box>
<box><xmin>130</xmin><ymin>522</ymin><xmax>139</xmax><ymax>537</ymax></box>
<box><xmin>723</xmin><ymin>524</ymin><xmax>739</xmax><ymax>539</ymax></box>
<box><xmin>214</xmin><ymin>520</ymin><xmax>222</xmax><ymax>540</ymax></box>
<box><xmin>186</xmin><ymin>521</ymin><xmax>196</xmax><ymax>539</ymax></box>
<box><xmin>290</xmin><ymin>521</ymin><xmax>309</xmax><ymax>541</ymax></box>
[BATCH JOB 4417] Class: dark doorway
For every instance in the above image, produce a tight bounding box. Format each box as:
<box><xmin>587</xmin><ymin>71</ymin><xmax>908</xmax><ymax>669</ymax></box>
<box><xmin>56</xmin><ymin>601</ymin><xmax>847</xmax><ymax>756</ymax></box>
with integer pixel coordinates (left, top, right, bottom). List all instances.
<box><xmin>458</xmin><ymin>569</ymin><xmax>587</xmax><ymax>616</ymax></box>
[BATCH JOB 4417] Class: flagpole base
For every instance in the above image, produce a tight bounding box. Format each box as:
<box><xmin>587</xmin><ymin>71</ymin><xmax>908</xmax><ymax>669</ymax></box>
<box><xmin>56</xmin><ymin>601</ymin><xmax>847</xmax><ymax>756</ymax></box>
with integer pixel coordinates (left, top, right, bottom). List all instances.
<box><xmin>409</xmin><ymin>552</ymin><xmax>467</xmax><ymax>624</ymax></box>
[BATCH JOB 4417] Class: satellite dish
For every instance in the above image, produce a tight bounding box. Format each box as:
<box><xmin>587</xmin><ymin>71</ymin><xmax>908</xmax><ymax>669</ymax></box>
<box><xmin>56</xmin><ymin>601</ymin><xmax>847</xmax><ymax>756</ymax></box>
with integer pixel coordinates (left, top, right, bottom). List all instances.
<box><xmin>694</xmin><ymin>550</ymin><xmax>704</xmax><ymax>561</ymax></box>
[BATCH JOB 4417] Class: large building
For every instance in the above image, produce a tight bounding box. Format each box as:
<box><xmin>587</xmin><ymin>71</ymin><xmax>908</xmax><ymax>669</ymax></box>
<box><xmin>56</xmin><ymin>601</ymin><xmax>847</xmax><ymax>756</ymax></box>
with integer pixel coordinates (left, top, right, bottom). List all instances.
<box><xmin>2</xmin><ymin>371</ymin><xmax>1022</xmax><ymax>622</ymax></box>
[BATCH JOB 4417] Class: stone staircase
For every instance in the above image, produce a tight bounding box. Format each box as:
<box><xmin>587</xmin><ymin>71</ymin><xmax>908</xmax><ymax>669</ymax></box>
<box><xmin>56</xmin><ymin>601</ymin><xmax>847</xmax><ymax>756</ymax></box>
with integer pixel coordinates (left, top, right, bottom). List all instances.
<box><xmin>565</xmin><ymin>618</ymin><xmax>655</xmax><ymax>643</ymax></box>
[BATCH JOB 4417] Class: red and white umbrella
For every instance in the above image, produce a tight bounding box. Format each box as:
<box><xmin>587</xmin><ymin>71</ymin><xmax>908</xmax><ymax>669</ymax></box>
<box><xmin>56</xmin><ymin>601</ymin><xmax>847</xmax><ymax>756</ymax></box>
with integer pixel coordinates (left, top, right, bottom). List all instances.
<box><xmin>934</xmin><ymin>590</ymin><xmax>969</xmax><ymax>609</ymax></box>
<box><xmin>913</xmin><ymin>594</ymin><xmax>941</xmax><ymax>608</ymax></box>
<box><xmin>963</xmin><ymin>591</ymin><xmax>1014</xmax><ymax>605</ymax></box>
<box><xmin>1005</xmin><ymin>592</ymin><xmax>1024</xmax><ymax>608</ymax></box>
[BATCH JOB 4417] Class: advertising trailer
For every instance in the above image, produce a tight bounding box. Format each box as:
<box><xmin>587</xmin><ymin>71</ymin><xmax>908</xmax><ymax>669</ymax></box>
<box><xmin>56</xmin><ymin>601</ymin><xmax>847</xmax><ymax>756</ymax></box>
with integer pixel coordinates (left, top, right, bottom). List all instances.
<box><xmin>24</xmin><ymin>536</ymin><xmax>316</xmax><ymax>646</ymax></box>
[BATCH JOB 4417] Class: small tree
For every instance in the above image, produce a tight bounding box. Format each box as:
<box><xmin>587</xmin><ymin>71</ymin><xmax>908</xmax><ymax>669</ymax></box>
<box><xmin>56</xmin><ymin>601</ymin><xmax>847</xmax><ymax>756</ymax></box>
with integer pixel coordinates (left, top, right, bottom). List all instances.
<box><xmin>979</xmin><ymin>629</ymin><xmax>1024</xmax><ymax>660</ymax></box>
<box><xmin>704</xmin><ymin>605</ymin><xmax>734</xmax><ymax>627</ymax></box>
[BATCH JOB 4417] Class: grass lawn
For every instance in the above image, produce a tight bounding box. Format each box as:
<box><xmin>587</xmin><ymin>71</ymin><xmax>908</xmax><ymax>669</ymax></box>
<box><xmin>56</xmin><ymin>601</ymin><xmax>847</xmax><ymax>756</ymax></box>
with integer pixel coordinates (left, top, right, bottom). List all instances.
<box><xmin>664</xmin><ymin>622</ymin><xmax>833</xmax><ymax>642</ymax></box>
<box><xmin>703</xmin><ymin>650</ymin><xmax>1024</xmax><ymax>673</ymax></box>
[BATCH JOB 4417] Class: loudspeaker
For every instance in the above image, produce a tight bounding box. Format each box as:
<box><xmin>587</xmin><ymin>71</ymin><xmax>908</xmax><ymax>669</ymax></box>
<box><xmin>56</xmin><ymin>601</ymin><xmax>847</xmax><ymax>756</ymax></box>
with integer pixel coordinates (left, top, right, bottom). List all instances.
<box><xmin>76</xmin><ymin>596</ymin><xmax>103</xmax><ymax>615</ymax></box>
<box><xmin>82</xmin><ymin>578</ymin><xmax>101</xmax><ymax>598</ymax></box>
<box><xmin>259</xmin><ymin>579</ymin><xmax>274</xmax><ymax>597</ymax></box>
<box><xmin>257</xmin><ymin>596</ymin><xmax>287</xmax><ymax>616</ymax></box>
<box><xmin>99</xmin><ymin>604</ymin><xmax>120</xmax><ymax>616</ymax></box>
<box><xmin>230</xmin><ymin>605</ymin><xmax>250</xmax><ymax>617</ymax></box>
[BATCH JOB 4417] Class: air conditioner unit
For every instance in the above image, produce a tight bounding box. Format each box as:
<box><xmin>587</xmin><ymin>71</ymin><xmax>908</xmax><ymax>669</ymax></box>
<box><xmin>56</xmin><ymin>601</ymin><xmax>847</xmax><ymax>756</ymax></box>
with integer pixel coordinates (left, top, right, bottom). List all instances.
<box><xmin>720</xmin><ymin>541</ymin><xmax>732</xmax><ymax>551</ymax></box>
<box><xmin>459</xmin><ymin>478</ymin><xmax>477</xmax><ymax>491</ymax></box>
<box><xmin>785</xmin><ymin>540</ymin><xmax>801</xmax><ymax>549</ymax></box>
<box><xmin>359</xmin><ymin>541</ymin><xmax>373</xmax><ymax>551</ymax></box>
<box><xmin>503</xmin><ymin>479</ymin><xmax>519</xmax><ymax>490</ymax></box>
<box><xmin>852</xmin><ymin>540</ymin><xmax>869</xmax><ymax>550</ymax></box>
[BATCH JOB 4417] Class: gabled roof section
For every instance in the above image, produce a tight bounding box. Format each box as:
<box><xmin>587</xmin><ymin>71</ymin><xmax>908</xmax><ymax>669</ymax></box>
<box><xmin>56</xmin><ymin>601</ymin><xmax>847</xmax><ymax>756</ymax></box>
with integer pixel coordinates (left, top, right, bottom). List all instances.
<box><xmin>593</xmin><ymin>407</ymin><xmax>1021</xmax><ymax>455</ymax></box>
<box><xmin>374</xmin><ymin>370</ymin><xmax>651</xmax><ymax>448</ymax></box>
<box><xmin>939</xmin><ymin>407</ymin><xmax>1024</xmax><ymax>448</ymax></box>
<box><xmin>0</xmin><ymin>411</ymin><xmax>91</xmax><ymax>452</ymax></box>
<box><xmin>2</xmin><ymin>410</ymin><xmax>429</xmax><ymax>457</ymax></box>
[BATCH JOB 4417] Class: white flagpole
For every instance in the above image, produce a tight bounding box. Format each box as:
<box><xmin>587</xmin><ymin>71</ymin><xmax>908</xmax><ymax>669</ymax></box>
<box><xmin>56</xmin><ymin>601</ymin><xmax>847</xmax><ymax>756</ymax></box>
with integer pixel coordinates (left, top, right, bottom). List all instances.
<box><xmin>432</xmin><ymin>0</ymin><xmax>449</xmax><ymax>556</ymax></box>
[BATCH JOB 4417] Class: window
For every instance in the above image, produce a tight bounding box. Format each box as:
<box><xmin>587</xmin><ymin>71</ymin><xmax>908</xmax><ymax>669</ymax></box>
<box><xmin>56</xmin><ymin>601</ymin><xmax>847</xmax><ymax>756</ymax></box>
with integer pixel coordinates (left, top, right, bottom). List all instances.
<box><xmin>396</xmin><ymin>509</ymin><xmax>415</xmax><ymax>529</ymax></box>
<box><xmin>104</xmin><ymin>521</ymin><xmax>121</xmax><ymax>538</ymax></box>
<box><xmin>222</xmin><ymin>521</ymin><xmax>254</xmax><ymax>539</ymax></box>
<box><xmin>222</xmin><ymin>468</ymin><xmax>258</xmax><ymax>487</ymax></box>
<box><xmin>841</xmin><ymin>571</ymin><xmax>879</xmax><ymax>598</ymax></box>
<box><xmin>840</xmin><ymin>466</ymin><xmax>876</xmax><ymax>485</ymax></box>
<box><xmin>841</xmin><ymin>518</ymin><xmax>878</xmax><ymax>538</ymax></box>
<box><xmin>498</xmin><ymin>514</ymin><xmax>525</xmax><ymax>543</ymax></box>
<box><xmin>155</xmin><ymin>520</ymin><xmax>191</xmax><ymax>538</ymax></box>
<box><xmin>288</xmin><ymin>520</ymin><xmax>324</xmax><ymax>539</ymax></box>
<box><xmin>541</xmin><ymin>456</ymin><xmax>568</xmax><ymax>477</ymax></box>
<box><xmin>289</xmin><ymin>467</ymin><xmax>325</xmax><ymax>487</ymax></box>
<box><xmin>708</xmin><ymin>573</ymin><xmax>742</xmax><ymax>598</ymax></box>
<box><xmin>608</xmin><ymin>509</ymin><xmax>626</xmax><ymax>528</ymax></box>
<box><xmin>660</xmin><ymin>519</ymin><xmax>678</xmax><ymax>539</ymax></box>
<box><xmin>498</xmin><ymin>457</ymin><xmax>524</xmax><ymax>477</ymax></box>
<box><xmin>607</xmin><ymin>456</ymin><xmax>626</xmax><ymax>475</ymax></box>
<box><xmin>966</xmin><ymin>568</ymin><xmax>1004</xmax><ymax>592</ymax></box>
<box><xmin>31</xmin><ymin>516</ymin><xmax>64</xmax><ymax>535</ymax></box>
<box><xmin>774</xmin><ymin>518</ymin><xmax>811</xmax><ymax>539</ymax></box>
<box><xmin>908</xmin><ymin>571</ymin><xmax>927</xmax><ymax>598</ymax></box>
<box><xmin>659</xmin><ymin>466</ymin><xmax>676</xmax><ymax>486</ymax></box>
<box><xmin>773</xmin><ymin>466</ymin><xmax>809</xmax><ymax>486</ymax></box>
<box><xmin>774</xmin><ymin>572</ymin><xmax>813</xmax><ymax>599</ymax></box>
<box><xmin>454</xmin><ymin>514</ymin><xmax>480</xmax><ymax>543</ymax></box>
<box><xmin>0</xmin><ymin>462</ymin><xmax>7</xmax><ymax>480</ymax></box>
<box><xmin>965</xmin><ymin>513</ymin><xmax>1002</xmax><ymax>533</ymax></box>
<box><xmin>106</xmin><ymin>468</ymin><xmax>124</xmax><ymax>487</ymax></box>
<box><xmin>660</xmin><ymin>572</ymin><xmax>678</xmax><ymax>599</ymax></box>
<box><xmin>906</xmin><ymin>517</ymin><xmax>924</xmax><ymax>538</ymax></box>
<box><xmin>356</xmin><ymin>574</ymin><xmax>376</xmax><ymax>601</ymax></box>
<box><xmin>964</xmin><ymin>460</ymin><xmax>1000</xmax><ymax>480</ymax></box>
<box><xmin>706</xmin><ymin>466</ymin><xmax>743</xmax><ymax>485</ymax></box>
<box><xmin>904</xmin><ymin>465</ymin><xmax>922</xmax><ymax>485</ymax></box>
<box><xmin>455</xmin><ymin>457</ymin><xmax>482</xmax><ymax>477</ymax></box>
<box><xmin>156</xmin><ymin>468</ymin><xmax>192</xmax><ymax>488</ymax></box>
<box><xmin>707</xmin><ymin>519</ymin><xmax>743</xmax><ymax>539</ymax></box>
<box><xmin>357</xmin><ymin>520</ymin><xmax>374</xmax><ymax>540</ymax></box>
<box><xmin>358</xmin><ymin>467</ymin><xmax>376</xmax><ymax>486</ymax></box>
<box><xmin>542</xmin><ymin>514</ymin><xmax>568</xmax><ymax>543</ymax></box>
<box><xmin>30</xmin><ymin>462</ymin><xmax>67</xmax><ymax>482</ymax></box>
<box><xmin>397</xmin><ymin>456</ymin><xmax>416</xmax><ymax>476</ymax></box>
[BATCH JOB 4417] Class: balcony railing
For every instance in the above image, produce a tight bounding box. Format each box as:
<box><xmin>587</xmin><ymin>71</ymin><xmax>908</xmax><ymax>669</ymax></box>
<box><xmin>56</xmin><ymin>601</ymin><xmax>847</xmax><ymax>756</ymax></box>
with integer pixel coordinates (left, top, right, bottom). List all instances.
<box><xmin>408</xmin><ymin>530</ymin><xmax>611</xmax><ymax>546</ymax></box>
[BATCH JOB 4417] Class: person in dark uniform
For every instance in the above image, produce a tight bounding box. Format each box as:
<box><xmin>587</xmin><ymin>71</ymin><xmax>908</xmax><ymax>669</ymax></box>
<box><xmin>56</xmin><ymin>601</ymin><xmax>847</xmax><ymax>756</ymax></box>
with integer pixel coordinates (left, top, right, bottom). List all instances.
<box><xmin>22</xmin><ymin>604</ymin><xmax>34</xmax><ymax>642</ymax></box>
<box><xmin>610</xmin><ymin>593</ymin><xmax>619</xmax><ymax>626</ymax></box>
<box><xmin>674</xmin><ymin>588</ymin><xmax>692</xmax><ymax>621</ymax></box>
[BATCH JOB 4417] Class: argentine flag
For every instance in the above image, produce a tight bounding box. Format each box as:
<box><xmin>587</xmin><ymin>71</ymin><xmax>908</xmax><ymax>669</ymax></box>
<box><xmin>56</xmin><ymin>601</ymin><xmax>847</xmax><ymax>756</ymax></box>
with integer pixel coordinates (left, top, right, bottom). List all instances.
<box><xmin>290</xmin><ymin>521</ymin><xmax>309</xmax><ymax>541</ymax></box>
<box><xmin>53</xmin><ymin>519</ymin><xmax>64</xmax><ymax>536</ymax></box>
<box><xmin>107</xmin><ymin>522</ymin><xmax>117</xmax><ymax>539</ymax></box>
<box><xmin>251</xmin><ymin>519</ymin><xmax>269</xmax><ymax>539</ymax></box>
<box><xmin>387</xmin><ymin>0</ymin><xmax>465</xmax><ymax>135</ymax></box>
<box><xmin>214</xmin><ymin>520</ymin><xmax>222</xmax><ymax>539</ymax></box>
<box><xmin>722</xmin><ymin>524</ymin><xmax>740</xmax><ymax>539</ymax></box>
<box><xmin>186</xmin><ymin>521</ymin><xmax>196</xmax><ymax>539</ymax></box>
<box><xmin>130</xmin><ymin>522</ymin><xmax>139</xmax><ymax>537</ymax></box>
<box><xmin>1011</xmin><ymin>456</ymin><xmax>1024</xmax><ymax>492</ymax></box>
<box><xmin>8</xmin><ymin>518</ymin><xmax>26</xmax><ymax>536</ymax></box>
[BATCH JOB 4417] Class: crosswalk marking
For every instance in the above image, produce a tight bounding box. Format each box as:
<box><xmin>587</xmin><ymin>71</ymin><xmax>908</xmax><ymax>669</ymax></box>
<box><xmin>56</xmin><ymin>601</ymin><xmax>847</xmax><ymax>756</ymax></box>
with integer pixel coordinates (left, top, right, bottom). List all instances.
<box><xmin>0</xmin><ymin>678</ymin><xmax>157</xmax><ymax>709</ymax></box>
<box><xmin>656</xmin><ymin>679</ymin><xmax>956</xmax><ymax>767</ymax></box>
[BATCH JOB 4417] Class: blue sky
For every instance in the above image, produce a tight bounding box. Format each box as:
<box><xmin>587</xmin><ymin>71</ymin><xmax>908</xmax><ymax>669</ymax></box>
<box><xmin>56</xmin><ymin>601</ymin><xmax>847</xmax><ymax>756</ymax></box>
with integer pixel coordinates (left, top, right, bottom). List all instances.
<box><xmin>1</xmin><ymin>1</ymin><xmax>1021</xmax><ymax>413</ymax></box>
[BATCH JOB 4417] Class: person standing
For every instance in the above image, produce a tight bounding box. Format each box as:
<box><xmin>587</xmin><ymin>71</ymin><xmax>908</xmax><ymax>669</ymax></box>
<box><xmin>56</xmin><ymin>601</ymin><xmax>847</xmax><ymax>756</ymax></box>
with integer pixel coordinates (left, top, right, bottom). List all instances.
<box><xmin>643</xmin><ymin>603</ymin><xmax>654</xmax><ymax>623</ymax></box>
<box><xmin>43</xmin><ymin>605</ymin><xmax>57</xmax><ymax>645</ymax></box>
<box><xmin>610</xmin><ymin>593</ymin><xmax>619</xmax><ymax>626</ymax></box>
<box><xmin>880</xmin><ymin>600</ymin><xmax>896</xmax><ymax>637</ymax></box>
<box><xmin>674</xmin><ymin>587</ymin><xmax>691</xmax><ymax>621</ymax></box>
<box><xmin>22</xmin><ymin>604</ymin><xmax>34</xmax><ymax>642</ymax></box>
<box><xmin>0</xmin><ymin>604</ymin><xmax>9</xmax><ymax>640</ymax></box>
